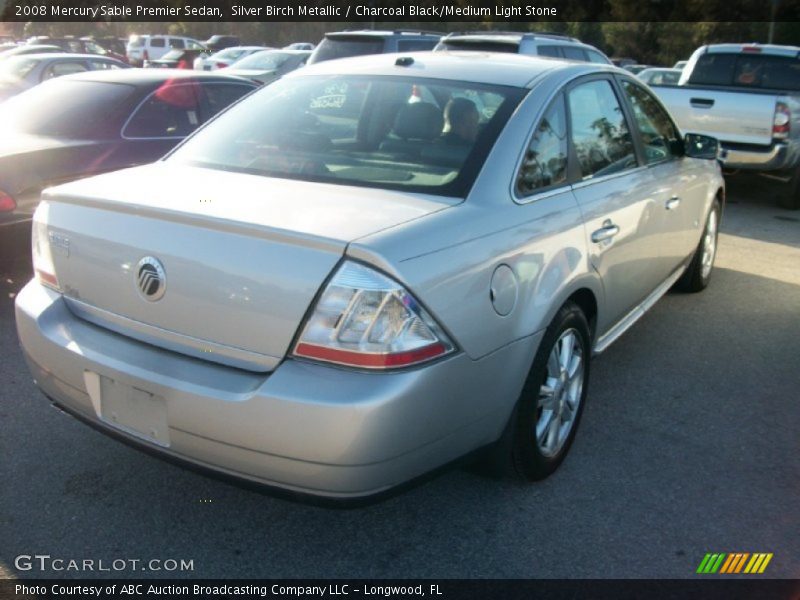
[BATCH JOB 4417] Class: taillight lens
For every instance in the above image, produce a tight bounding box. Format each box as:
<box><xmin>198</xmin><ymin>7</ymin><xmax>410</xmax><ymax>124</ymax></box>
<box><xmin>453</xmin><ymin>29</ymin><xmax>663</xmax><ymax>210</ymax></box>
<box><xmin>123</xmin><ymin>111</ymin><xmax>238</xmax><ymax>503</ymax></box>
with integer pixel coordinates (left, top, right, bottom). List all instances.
<box><xmin>216</xmin><ymin>62</ymin><xmax>227</xmax><ymax>69</ymax></box>
<box><xmin>293</xmin><ymin>261</ymin><xmax>454</xmax><ymax>369</ymax></box>
<box><xmin>0</xmin><ymin>190</ymin><xmax>15</xmax><ymax>212</ymax></box>
<box><xmin>31</xmin><ymin>203</ymin><xmax>60</xmax><ymax>291</ymax></box>
<box><xmin>773</xmin><ymin>102</ymin><xmax>791</xmax><ymax>139</ymax></box>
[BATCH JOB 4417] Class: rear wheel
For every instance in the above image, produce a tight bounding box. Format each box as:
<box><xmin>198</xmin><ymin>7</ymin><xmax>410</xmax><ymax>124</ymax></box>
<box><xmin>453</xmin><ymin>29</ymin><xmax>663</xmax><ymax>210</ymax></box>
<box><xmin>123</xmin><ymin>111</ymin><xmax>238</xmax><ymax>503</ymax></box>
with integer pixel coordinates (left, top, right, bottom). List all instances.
<box><xmin>511</xmin><ymin>302</ymin><xmax>591</xmax><ymax>480</ymax></box>
<box><xmin>675</xmin><ymin>200</ymin><xmax>720</xmax><ymax>293</ymax></box>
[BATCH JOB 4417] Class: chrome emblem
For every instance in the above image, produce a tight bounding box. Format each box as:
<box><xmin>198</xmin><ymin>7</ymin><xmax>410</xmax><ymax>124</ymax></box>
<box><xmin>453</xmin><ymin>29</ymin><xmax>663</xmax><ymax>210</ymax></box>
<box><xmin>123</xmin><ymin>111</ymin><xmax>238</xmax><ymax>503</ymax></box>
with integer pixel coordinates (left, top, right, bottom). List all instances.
<box><xmin>136</xmin><ymin>256</ymin><xmax>166</xmax><ymax>301</ymax></box>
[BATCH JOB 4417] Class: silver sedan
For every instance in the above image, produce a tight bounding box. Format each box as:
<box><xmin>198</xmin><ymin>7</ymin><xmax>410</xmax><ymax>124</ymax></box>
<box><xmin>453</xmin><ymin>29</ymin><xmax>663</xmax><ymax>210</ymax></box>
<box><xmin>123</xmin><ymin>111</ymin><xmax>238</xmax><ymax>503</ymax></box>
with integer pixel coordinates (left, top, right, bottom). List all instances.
<box><xmin>15</xmin><ymin>52</ymin><xmax>724</xmax><ymax>502</ymax></box>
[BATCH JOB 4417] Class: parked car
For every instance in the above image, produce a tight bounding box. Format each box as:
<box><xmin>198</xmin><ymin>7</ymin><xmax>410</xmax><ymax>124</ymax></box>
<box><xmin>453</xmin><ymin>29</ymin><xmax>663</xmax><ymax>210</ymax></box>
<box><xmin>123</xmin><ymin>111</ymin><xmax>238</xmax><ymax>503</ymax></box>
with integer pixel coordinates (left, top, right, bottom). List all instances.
<box><xmin>612</xmin><ymin>57</ymin><xmax>637</xmax><ymax>68</ymax></box>
<box><xmin>673</xmin><ymin>60</ymin><xmax>688</xmax><ymax>70</ymax></box>
<box><xmin>14</xmin><ymin>53</ymin><xmax>724</xmax><ymax>502</ymax></box>
<box><xmin>26</xmin><ymin>36</ymin><xmax>126</xmax><ymax>62</ymax></box>
<box><xmin>653</xmin><ymin>43</ymin><xmax>800</xmax><ymax>208</ymax></box>
<box><xmin>203</xmin><ymin>35</ymin><xmax>240</xmax><ymax>53</ymax></box>
<box><xmin>308</xmin><ymin>30</ymin><xmax>441</xmax><ymax>65</ymax></box>
<box><xmin>194</xmin><ymin>46</ymin><xmax>270</xmax><ymax>71</ymax></box>
<box><xmin>638</xmin><ymin>67</ymin><xmax>682</xmax><ymax>86</ymax></box>
<box><xmin>623</xmin><ymin>64</ymin><xmax>651</xmax><ymax>75</ymax></box>
<box><xmin>0</xmin><ymin>53</ymin><xmax>129</xmax><ymax>101</ymax></box>
<box><xmin>83</xmin><ymin>36</ymin><xmax>129</xmax><ymax>61</ymax></box>
<box><xmin>0</xmin><ymin>69</ymin><xmax>257</xmax><ymax>236</ymax></box>
<box><xmin>126</xmin><ymin>35</ymin><xmax>204</xmax><ymax>67</ymax></box>
<box><xmin>145</xmin><ymin>48</ymin><xmax>208</xmax><ymax>69</ymax></box>
<box><xmin>223</xmin><ymin>49</ymin><xmax>310</xmax><ymax>84</ymax></box>
<box><xmin>0</xmin><ymin>44</ymin><xmax>61</xmax><ymax>60</ymax></box>
<box><xmin>285</xmin><ymin>42</ymin><xmax>315</xmax><ymax>51</ymax></box>
<box><xmin>436</xmin><ymin>31</ymin><xmax>611</xmax><ymax>64</ymax></box>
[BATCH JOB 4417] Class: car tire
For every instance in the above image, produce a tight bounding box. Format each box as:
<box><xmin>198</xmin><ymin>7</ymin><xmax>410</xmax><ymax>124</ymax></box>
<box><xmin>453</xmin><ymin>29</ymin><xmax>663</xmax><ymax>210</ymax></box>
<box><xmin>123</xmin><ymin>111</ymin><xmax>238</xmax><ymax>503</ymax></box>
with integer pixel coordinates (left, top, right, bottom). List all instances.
<box><xmin>675</xmin><ymin>200</ymin><xmax>720</xmax><ymax>293</ymax></box>
<box><xmin>509</xmin><ymin>301</ymin><xmax>592</xmax><ymax>481</ymax></box>
<box><xmin>779</xmin><ymin>167</ymin><xmax>800</xmax><ymax>210</ymax></box>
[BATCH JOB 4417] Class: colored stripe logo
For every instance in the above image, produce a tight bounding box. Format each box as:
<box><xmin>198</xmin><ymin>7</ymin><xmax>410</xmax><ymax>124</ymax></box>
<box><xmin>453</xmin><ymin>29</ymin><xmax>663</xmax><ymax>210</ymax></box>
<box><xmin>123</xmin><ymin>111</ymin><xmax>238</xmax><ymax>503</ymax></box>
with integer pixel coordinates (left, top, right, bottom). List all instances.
<box><xmin>697</xmin><ymin>553</ymin><xmax>773</xmax><ymax>574</ymax></box>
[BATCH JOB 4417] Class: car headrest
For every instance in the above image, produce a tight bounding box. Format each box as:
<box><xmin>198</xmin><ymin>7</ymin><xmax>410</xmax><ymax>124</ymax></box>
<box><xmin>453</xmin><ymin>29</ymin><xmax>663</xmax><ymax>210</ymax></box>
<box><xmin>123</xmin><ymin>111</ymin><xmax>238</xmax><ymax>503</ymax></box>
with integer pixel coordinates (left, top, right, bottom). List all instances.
<box><xmin>392</xmin><ymin>102</ymin><xmax>443</xmax><ymax>141</ymax></box>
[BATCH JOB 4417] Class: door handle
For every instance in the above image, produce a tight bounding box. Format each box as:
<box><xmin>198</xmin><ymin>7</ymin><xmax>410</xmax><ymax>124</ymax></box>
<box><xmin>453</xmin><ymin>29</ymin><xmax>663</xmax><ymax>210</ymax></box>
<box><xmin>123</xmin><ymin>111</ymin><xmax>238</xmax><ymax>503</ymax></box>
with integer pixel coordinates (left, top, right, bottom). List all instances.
<box><xmin>666</xmin><ymin>196</ymin><xmax>681</xmax><ymax>210</ymax></box>
<box><xmin>591</xmin><ymin>220</ymin><xmax>620</xmax><ymax>243</ymax></box>
<box><xmin>690</xmin><ymin>97</ymin><xmax>714</xmax><ymax>108</ymax></box>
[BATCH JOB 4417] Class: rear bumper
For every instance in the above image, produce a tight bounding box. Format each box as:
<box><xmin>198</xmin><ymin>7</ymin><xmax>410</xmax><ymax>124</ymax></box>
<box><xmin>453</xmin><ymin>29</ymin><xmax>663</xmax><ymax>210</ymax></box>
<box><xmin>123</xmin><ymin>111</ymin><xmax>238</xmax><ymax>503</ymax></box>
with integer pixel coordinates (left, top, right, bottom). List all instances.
<box><xmin>15</xmin><ymin>280</ymin><xmax>540</xmax><ymax>500</ymax></box>
<box><xmin>719</xmin><ymin>141</ymin><xmax>797</xmax><ymax>171</ymax></box>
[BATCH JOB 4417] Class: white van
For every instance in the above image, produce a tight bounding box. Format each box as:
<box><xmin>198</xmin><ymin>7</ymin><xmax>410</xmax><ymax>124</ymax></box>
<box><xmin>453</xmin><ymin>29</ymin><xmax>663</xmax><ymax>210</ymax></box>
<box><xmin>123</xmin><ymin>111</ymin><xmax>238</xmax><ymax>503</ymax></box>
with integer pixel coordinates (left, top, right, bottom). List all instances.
<box><xmin>126</xmin><ymin>35</ymin><xmax>205</xmax><ymax>66</ymax></box>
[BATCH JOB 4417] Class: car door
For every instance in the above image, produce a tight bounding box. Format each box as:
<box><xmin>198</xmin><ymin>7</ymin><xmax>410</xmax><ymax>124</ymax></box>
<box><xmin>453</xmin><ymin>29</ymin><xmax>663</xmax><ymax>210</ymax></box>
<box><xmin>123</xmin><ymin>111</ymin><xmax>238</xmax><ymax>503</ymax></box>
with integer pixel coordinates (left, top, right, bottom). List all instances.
<box><xmin>566</xmin><ymin>75</ymin><xmax>666</xmax><ymax>334</ymax></box>
<box><xmin>617</xmin><ymin>76</ymin><xmax>709</xmax><ymax>271</ymax></box>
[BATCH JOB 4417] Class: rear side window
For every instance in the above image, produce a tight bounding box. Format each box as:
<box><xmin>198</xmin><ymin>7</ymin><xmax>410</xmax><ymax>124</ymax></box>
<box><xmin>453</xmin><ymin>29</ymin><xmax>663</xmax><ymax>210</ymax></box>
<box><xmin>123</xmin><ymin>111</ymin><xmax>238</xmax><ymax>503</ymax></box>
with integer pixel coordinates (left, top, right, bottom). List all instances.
<box><xmin>309</xmin><ymin>37</ymin><xmax>384</xmax><ymax>64</ymax></box>
<box><xmin>89</xmin><ymin>59</ymin><xmax>122</xmax><ymax>70</ymax></box>
<box><xmin>397</xmin><ymin>39</ymin><xmax>438</xmax><ymax>52</ymax></box>
<box><xmin>568</xmin><ymin>79</ymin><xmax>636</xmax><ymax>179</ymax></box>
<box><xmin>516</xmin><ymin>96</ymin><xmax>568</xmax><ymax>196</ymax></box>
<box><xmin>169</xmin><ymin>38</ymin><xmax>185</xmax><ymax>49</ymax></box>
<box><xmin>586</xmin><ymin>50</ymin><xmax>609</xmax><ymax>64</ymax></box>
<box><xmin>43</xmin><ymin>61</ymin><xmax>89</xmax><ymax>80</ymax></box>
<box><xmin>123</xmin><ymin>82</ymin><xmax>201</xmax><ymax>138</ymax></box>
<box><xmin>562</xmin><ymin>47</ymin><xmax>587</xmax><ymax>61</ymax></box>
<box><xmin>538</xmin><ymin>45</ymin><xmax>562</xmax><ymax>58</ymax></box>
<box><xmin>149</xmin><ymin>38</ymin><xmax>166</xmax><ymax>48</ymax></box>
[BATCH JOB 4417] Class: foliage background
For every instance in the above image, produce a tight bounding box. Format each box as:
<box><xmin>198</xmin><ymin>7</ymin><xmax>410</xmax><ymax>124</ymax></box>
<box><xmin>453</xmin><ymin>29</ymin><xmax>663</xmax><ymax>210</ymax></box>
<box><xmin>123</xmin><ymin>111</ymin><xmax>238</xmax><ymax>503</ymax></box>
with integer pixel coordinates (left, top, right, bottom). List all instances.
<box><xmin>1</xmin><ymin>0</ymin><xmax>799</xmax><ymax>65</ymax></box>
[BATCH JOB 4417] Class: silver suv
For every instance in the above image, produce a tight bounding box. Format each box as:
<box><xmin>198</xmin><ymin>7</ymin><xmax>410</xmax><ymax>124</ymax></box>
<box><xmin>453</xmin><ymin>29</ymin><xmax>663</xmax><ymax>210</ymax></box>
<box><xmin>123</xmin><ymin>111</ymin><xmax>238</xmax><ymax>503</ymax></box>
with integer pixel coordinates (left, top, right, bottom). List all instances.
<box><xmin>308</xmin><ymin>30</ymin><xmax>441</xmax><ymax>65</ymax></box>
<box><xmin>435</xmin><ymin>31</ymin><xmax>611</xmax><ymax>64</ymax></box>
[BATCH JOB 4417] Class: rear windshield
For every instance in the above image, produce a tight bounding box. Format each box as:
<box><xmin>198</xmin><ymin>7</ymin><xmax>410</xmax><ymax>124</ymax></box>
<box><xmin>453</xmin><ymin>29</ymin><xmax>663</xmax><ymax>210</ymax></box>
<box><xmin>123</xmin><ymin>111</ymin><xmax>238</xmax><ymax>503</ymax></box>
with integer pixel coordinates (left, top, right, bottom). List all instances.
<box><xmin>0</xmin><ymin>56</ymin><xmax>38</xmax><ymax>79</ymax></box>
<box><xmin>308</xmin><ymin>37</ymin><xmax>384</xmax><ymax>64</ymax></box>
<box><xmin>234</xmin><ymin>51</ymin><xmax>291</xmax><ymax>70</ymax></box>
<box><xmin>169</xmin><ymin>74</ymin><xmax>524</xmax><ymax>197</ymax></box>
<box><xmin>688</xmin><ymin>53</ymin><xmax>800</xmax><ymax>91</ymax></box>
<box><xmin>0</xmin><ymin>80</ymin><xmax>134</xmax><ymax>137</ymax></box>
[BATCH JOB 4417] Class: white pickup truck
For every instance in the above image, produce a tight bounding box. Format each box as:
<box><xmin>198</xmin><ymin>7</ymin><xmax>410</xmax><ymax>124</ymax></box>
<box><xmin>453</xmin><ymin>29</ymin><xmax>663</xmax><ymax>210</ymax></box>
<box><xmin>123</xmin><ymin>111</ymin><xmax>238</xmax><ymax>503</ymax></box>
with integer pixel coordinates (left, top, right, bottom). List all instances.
<box><xmin>653</xmin><ymin>44</ymin><xmax>800</xmax><ymax>209</ymax></box>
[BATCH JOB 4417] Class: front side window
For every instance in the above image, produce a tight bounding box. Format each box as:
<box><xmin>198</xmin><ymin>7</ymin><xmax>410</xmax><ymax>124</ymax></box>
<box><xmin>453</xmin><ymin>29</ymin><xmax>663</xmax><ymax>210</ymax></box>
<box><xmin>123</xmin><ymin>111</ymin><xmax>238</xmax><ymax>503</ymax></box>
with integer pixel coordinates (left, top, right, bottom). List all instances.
<box><xmin>567</xmin><ymin>79</ymin><xmax>636</xmax><ymax>179</ymax></box>
<box><xmin>586</xmin><ymin>50</ymin><xmax>609</xmax><ymax>64</ymax></box>
<box><xmin>169</xmin><ymin>75</ymin><xmax>523</xmax><ymax>197</ymax></box>
<box><xmin>621</xmin><ymin>80</ymin><xmax>681</xmax><ymax>164</ymax></box>
<box><xmin>149</xmin><ymin>38</ymin><xmax>165</xmax><ymax>48</ymax></box>
<box><xmin>516</xmin><ymin>96</ymin><xmax>568</xmax><ymax>195</ymax></box>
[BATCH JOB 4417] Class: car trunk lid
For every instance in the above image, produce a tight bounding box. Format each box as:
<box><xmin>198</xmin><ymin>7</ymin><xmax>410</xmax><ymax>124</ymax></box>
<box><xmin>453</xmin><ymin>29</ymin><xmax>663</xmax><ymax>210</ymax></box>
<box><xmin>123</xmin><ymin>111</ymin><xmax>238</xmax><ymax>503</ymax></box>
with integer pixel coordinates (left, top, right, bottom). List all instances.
<box><xmin>39</xmin><ymin>163</ymin><xmax>455</xmax><ymax>371</ymax></box>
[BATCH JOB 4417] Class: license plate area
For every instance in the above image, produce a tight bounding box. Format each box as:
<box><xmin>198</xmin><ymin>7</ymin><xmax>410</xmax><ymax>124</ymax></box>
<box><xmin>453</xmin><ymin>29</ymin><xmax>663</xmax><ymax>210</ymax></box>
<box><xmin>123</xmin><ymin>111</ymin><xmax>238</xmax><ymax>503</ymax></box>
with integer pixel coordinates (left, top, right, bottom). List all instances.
<box><xmin>97</xmin><ymin>375</ymin><xmax>169</xmax><ymax>447</ymax></box>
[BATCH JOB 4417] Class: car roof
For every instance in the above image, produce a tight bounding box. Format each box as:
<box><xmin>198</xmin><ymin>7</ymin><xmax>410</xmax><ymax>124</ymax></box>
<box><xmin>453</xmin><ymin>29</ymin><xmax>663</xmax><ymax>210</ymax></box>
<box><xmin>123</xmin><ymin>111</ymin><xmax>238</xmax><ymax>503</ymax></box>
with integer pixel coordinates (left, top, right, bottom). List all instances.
<box><xmin>704</xmin><ymin>43</ymin><xmax>800</xmax><ymax>57</ymax></box>
<box><xmin>59</xmin><ymin>67</ymin><xmax>258</xmax><ymax>86</ymax></box>
<box><xmin>292</xmin><ymin>50</ymin><xmax>613</xmax><ymax>88</ymax></box>
<box><xmin>325</xmin><ymin>29</ymin><xmax>441</xmax><ymax>38</ymax></box>
<box><xmin>10</xmin><ymin>53</ymin><xmax>124</xmax><ymax>61</ymax></box>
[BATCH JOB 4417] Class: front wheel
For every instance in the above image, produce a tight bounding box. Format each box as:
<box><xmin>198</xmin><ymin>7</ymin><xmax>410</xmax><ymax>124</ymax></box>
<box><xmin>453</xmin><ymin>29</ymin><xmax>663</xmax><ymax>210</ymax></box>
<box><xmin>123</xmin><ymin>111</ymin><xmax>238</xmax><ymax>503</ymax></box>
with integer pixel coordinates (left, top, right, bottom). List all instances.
<box><xmin>511</xmin><ymin>302</ymin><xmax>591</xmax><ymax>480</ymax></box>
<box><xmin>675</xmin><ymin>200</ymin><xmax>720</xmax><ymax>293</ymax></box>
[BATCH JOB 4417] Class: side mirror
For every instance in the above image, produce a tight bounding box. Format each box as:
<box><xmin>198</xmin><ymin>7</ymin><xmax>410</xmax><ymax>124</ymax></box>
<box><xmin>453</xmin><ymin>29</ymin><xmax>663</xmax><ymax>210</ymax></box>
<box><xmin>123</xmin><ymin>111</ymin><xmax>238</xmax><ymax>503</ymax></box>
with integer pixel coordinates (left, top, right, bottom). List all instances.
<box><xmin>684</xmin><ymin>133</ymin><xmax>719</xmax><ymax>160</ymax></box>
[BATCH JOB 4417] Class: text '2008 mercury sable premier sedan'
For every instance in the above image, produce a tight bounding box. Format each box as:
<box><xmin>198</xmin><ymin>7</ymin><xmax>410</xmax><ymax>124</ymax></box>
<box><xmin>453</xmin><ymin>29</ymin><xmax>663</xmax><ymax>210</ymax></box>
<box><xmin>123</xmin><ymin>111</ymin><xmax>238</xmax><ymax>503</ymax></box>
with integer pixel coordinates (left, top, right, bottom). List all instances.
<box><xmin>15</xmin><ymin>52</ymin><xmax>724</xmax><ymax>502</ymax></box>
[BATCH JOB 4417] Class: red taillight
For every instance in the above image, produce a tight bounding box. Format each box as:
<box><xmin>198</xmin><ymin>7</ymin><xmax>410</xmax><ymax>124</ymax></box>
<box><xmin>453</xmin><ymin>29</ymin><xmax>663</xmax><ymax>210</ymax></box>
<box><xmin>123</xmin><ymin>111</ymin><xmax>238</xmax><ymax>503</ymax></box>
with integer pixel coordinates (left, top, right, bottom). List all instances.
<box><xmin>742</xmin><ymin>46</ymin><xmax>762</xmax><ymax>53</ymax></box>
<box><xmin>773</xmin><ymin>102</ymin><xmax>791</xmax><ymax>139</ymax></box>
<box><xmin>295</xmin><ymin>341</ymin><xmax>448</xmax><ymax>369</ymax></box>
<box><xmin>143</xmin><ymin>49</ymin><xmax>149</xmax><ymax>61</ymax></box>
<box><xmin>216</xmin><ymin>62</ymin><xmax>227</xmax><ymax>69</ymax></box>
<box><xmin>0</xmin><ymin>190</ymin><xmax>15</xmax><ymax>212</ymax></box>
